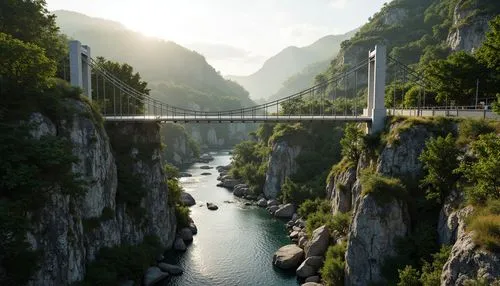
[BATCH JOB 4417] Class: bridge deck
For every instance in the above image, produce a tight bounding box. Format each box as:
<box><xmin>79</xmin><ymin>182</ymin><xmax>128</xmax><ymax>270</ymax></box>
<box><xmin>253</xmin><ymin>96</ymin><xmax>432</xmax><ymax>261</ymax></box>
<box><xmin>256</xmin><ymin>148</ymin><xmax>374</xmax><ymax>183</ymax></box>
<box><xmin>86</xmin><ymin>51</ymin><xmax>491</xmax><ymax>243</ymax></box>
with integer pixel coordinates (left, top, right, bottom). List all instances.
<box><xmin>103</xmin><ymin>115</ymin><xmax>373</xmax><ymax>123</ymax></box>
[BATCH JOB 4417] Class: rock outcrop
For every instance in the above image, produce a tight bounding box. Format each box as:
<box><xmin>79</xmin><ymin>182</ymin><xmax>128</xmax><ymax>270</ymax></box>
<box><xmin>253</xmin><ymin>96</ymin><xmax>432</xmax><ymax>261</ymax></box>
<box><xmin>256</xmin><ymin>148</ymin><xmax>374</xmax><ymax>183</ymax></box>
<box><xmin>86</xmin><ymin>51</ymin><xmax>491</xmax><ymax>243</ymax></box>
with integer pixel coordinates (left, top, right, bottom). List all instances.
<box><xmin>273</xmin><ymin>244</ymin><xmax>305</xmax><ymax>270</ymax></box>
<box><xmin>25</xmin><ymin>100</ymin><xmax>177</xmax><ymax>285</ymax></box>
<box><xmin>441</xmin><ymin>206</ymin><xmax>500</xmax><ymax>285</ymax></box>
<box><xmin>345</xmin><ymin>194</ymin><xmax>409</xmax><ymax>286</ymax></box>
<box><xmin>304</xmin><ymin>225</ymin><xmax>330</xmax><ymax>258</ymax></box>
<box><xmin>446</xmin><ymin>0</ymin><xmax>494</xmax><ymax>52</ymax></box>
<box><xmin>326</xmin><ymin>166</ymin><xmax>357</xmax><ymax>214</ymax></box>
<box><xmin>263</xmin><ymin>141</ymin><xmax>302</xmax><ymax>198</ymax></box>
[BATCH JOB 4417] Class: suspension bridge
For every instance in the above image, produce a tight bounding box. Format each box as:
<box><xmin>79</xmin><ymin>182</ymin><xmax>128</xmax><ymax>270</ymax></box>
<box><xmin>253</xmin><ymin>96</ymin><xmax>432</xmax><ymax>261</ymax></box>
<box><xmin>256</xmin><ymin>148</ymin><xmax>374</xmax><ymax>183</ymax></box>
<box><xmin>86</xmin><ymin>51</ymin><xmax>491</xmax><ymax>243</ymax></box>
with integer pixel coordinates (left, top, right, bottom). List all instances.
<box><xmin>68</xmin><ymin>41</ymin><xmax>499</xmax><ymax>133</ymax></box>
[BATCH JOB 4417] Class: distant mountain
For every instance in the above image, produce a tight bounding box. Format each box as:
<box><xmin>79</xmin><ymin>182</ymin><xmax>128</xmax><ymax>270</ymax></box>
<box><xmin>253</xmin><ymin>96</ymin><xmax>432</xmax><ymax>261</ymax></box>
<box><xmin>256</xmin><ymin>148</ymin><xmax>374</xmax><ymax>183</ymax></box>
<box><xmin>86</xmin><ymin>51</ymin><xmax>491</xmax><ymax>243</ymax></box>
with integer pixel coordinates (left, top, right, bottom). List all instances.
<box><xmin>226</xmin><ymin>30</ymin><xmax>357</xmax><ymax>100</ymax></box>
<box><xmin>53</xmin><ymin>10</ymin><xmax>253</xmax><ymax>111</ymax></box>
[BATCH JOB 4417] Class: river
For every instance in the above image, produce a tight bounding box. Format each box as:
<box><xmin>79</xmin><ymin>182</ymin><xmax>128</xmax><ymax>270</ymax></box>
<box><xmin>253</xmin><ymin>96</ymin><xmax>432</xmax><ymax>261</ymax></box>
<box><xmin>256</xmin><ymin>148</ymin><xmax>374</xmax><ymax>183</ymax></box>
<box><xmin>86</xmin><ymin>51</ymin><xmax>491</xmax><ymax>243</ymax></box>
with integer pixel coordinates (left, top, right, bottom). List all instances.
<box><xmin>163</xmin><ymin>150</ymin><xmax>299</xmax><ymax>286</ymax></box>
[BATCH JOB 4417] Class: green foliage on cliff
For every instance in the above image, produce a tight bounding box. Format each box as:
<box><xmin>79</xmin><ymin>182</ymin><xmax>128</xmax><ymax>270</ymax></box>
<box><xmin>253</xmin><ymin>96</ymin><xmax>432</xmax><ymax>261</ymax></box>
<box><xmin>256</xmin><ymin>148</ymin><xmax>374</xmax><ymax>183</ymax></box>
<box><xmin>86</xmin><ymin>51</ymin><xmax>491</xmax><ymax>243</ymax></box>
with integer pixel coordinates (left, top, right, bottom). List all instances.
<box><xmin>164</xmin><ymin>163</ymin><xmax>191</xmax><ymax>228</ymax></box>
<box><xmin>321</xmin><ymin>242</ymin><xmax>347</xmax><ymax>286</ymax></box>
<box><xmin>419</xmin><ymin>134</ymin><xmax>461</xmax><ymax>204</ymax></box>
<box><xmin>81</xmin><ymin>235</ymin><xmax>162</xmax><ymax>285</ymax></box>
<box><xmin>230</xmin><ymin>140</ymin><xmax>270</xmax><ymax>192</ymax></box>
<box><xmin>396</xmin><ymin>245</ymin><xmax>452</xmax><ymax>286</ymax></box>
<box><xmin>340</xmin><ymin>123</ymin><xmax>364</xmax><ymax>164</ymax></box>
<box><xmin>360</xmin><ymin>170</ymin><xmax>408</xmax><ymax>204</ymax></box>
<box><xmin>467</xmin><ymin>199</ymin><xmax>500</xmax><ymax>252</ymax></box>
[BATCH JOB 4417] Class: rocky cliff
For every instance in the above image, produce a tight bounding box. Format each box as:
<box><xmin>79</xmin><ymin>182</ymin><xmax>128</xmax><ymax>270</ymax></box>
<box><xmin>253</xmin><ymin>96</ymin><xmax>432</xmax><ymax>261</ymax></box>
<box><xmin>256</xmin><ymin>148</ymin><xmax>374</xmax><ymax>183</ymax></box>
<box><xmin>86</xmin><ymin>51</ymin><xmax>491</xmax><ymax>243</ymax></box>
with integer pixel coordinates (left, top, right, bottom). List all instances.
<box><xmin>263</xmin><ymin>141</ymin><xmax>302</xmax><ymax>199</ymax></box>
<box><xmin>25</xmin><ymin>100</ymin><xmax>176</xmax><ymax>285</ymax></box>
<box><xmin>188</xmin><ymin>123</ymin><xmax>255</xmax><ymax>149</ymax></box>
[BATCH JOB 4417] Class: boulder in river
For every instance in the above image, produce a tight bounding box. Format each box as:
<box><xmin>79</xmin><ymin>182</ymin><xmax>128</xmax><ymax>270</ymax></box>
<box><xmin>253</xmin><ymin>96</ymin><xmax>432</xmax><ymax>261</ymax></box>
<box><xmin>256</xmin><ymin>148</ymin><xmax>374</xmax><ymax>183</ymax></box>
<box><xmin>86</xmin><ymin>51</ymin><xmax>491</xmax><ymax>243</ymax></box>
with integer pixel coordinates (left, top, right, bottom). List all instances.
<box><xmin>302</xmin><ymin>282</ymin><xmax>322</xmax><ymax>286</ymax></box>
<box><xmin>180</xmin><ymin>192</ymin><xmax>196</xmax><ymax>207</ymax></box>
<box><xmin>179</xmin><ymin>172</ymin><xmax>192</xmax><ymax>178</ymax></box>
<box><xmin>267</xmin><ymin>199</ymin><xmax>279</xmax><ymax>207</ymax></box>
<box><xmin>201</xmin><ymin>172</ymin><xmax>212</xmax><ymax>176</ymax></box>
<box><xmin>274</xmin><ymin>203</ymin><xmax>295</xmax><ymax>218</ymax></box>
<box><xmin>305</xmin><ymin>276</ymin><xmax>320</xmax><ymax>283</ymax></box>
<box><xmin>143</xmin><ymin>267</ymin><xmax>168</xmax><ymax>286</ymax></box>
<box><xmin>296</xmin><ymin>256</ymin><xmax>324</xmax><ymax>278</ymax></box>
<box><xmin>158</xmin><ymin>263</ymin><xmax>183</xmax><ymax>275</ymax></box>
<box><xmin>268</xmin><ymin>205</ymin><xmax>280</xmax><ymax>214</ymax></box>
<box><xmin>273</xmin><ymin>244</ymin><xmax>305</xmax><ymax>270</ymax></box>
<box><xmin>304</xmin><ymin>225</ymin><xmax>329</xmax><ymax>258</ymax></box>
<box><xmin>189</xmin><ymin>223</ymin><xmax>198</xmax><ymax>235</ymax></box>
<box><xmin>200</xmin><ymin>165</ymin><xmax>213</xmax><ymax>169</ymax></box>
<box><xmin>174</xmin><ymin>237</ymin><xmax>186</xmax><ymax>251</ymax></box>
<box><xmin>179</xmin><ymin>227</ymin><xmax>193</xmax><ymax>241</ymax></box>
<box><xmin>207</xmin><ymin>202</ymin><xmax>219</xmax><ymax>210</ymax></box>
<box><xmin>222</xmin><ymin>179</ymin><xmax>241</xmax><ymax>189</ymax></box>
<box><xmin>257</xmin><ymin>198</ymin><xmax>267</xmax><ymax>207</ymax></box>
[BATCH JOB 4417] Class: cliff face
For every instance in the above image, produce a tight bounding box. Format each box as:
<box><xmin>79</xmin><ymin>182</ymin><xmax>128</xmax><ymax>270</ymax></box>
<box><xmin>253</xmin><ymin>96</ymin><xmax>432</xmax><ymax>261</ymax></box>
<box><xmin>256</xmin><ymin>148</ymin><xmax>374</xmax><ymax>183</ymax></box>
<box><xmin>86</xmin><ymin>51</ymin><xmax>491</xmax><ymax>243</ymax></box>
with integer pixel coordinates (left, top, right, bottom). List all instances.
<box><xmin>26</xmin><ymin>100</ymin><xmax>176</xmax><ymax>285</ymax></box>
<box><xmin>188</xmin><ymin>124</ymin><xmax>255</xmax><ymax>149</ymax></box>
<box><xmin>446</xmin><ymin>0</ymin><xmax>494</xmax><ymax>52</ymax></box>
<box><xmin>263</xmin><ymin>141</ymin><xmax>302</xmax><ymax>199</ymax></box>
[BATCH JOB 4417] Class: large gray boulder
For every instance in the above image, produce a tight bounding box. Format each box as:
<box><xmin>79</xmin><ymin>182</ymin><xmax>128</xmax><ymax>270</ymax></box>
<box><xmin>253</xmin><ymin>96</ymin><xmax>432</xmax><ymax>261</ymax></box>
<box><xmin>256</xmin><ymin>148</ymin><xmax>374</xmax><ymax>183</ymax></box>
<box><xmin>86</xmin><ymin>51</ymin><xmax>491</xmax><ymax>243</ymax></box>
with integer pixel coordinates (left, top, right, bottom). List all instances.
<box><xmin>296</xmin><ymin>256</ymin><xmax>324</xmax><ymax>278</ymax></box>
<box><xmin>189</xmin><ymin>222</ymin><xmax>198</xmax><ymax>235</ymax></box>
<box><xmin>143</xmin><ymin>267</ymin><xmax>168</xmax><ymax>286</ymax></box>
<box><xmin>267</xmin><ymin>199</ymin><xmax>279</xmax><ymax>207</ymax></box>
<box><xmin>257</xmin><ymin>198</ymin><xmax>267</xmax><ymax>207</ymax></box>
<box><xmin>174</xmin><ymin>237</ymin><xmax>187</xmax><ymax>251</ymax></box>
<box><xmin>158</xmin><ymin>263</ymin><xmax>183</xmax><ymax>275</ymax></box>
<box><xmin>222</xmin><ymin>179</ymin><xmax>240</xmax><ymax>189</ymax></box>
<box><xmin>441</xmin><ymin>206</ymin><xmax>500</xmax><ymax>285</ymax></box>
<box><xmin>301</xmin><ymin>283</ymin><xmax>322</xmax><ymax>286</ymax></box>
<box><xmin>274</xmin><ymin>203</ymin><xmax>295</xmax><ymax>218</ymax></box>
<box><xmin>180</xmin><ymin>192</ymin><xmax>196</xmax><ymax>206</ymax></box>
<box><xmin>305</xmin><ymin>276</ymin><xmax>320</xmax><ymax>283</ymax></box>
<box><xmin>272</xmin><ymin>244</ymin><xmax>305</xmax><ymax>270</ymax></box>
<box><xmin>304</xmin><ymin>225</ymin><xmax>330</xmax><ymax>258</ymax></box>
<box><xmin>345</xmin><ymin>194</ymin><xmax>409</xmax><ymax>286</ymax></box>
<box><xmin>268</xmin><ymin>205</ymin><xmax>280</xmax><ymax>214</ymax></box>
<box><xmin>179</xmin><ymin>227</ymin><xmax>193</xmax><ymax>241</ymax></box>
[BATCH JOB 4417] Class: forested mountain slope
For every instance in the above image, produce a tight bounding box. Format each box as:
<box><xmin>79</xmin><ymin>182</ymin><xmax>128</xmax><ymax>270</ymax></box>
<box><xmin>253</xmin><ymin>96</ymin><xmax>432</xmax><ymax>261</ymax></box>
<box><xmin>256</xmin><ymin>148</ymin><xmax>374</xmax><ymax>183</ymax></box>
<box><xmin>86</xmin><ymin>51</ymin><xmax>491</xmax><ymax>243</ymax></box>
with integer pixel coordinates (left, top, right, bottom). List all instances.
<box><xmin>227</xmin><ymin>30</ymin><xmax>357</xmax><ymax>100</ymax></box>
<box><xmin>54</xmin><ymin>10</ymin><xmax>254</xmax><ymax>111</ymax></box>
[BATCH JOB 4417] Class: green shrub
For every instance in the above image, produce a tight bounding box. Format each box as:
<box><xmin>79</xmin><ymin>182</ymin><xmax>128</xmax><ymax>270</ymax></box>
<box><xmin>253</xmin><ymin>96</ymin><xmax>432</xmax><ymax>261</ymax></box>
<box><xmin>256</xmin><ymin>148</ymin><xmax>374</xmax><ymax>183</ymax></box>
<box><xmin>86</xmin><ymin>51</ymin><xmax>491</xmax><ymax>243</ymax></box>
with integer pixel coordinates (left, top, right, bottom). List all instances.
<box><xmin>280</xmin><ymin>177</ymin><xmax>316</xmax><ymax>205</ymax></box>
<box><xmin>360</xmin><ymin>170</ymin><xmax>407</xmax><ymax>204</ymax></box>
<box><xmin>457</xmin><ymin>133</ymin><xmax>500</xmax><ymax>204</ymax></box>
<box><xmin>175</xmin><ymin>205</ymin><xmax>191</xmax><ymax>228</ymax></box>
<box><xmin>420</xmin><ymin>245</ymin><xmax>452</xmax><ymax>286</ymax></box>
<box><xmin>398</xmin><ymin>265</ymin><xmax>421</xmax><ymax>286</ymax></box>
<box><xmin>82</xmin><ymin>235</ymin><xmax>162</xmax><ymax>285</ymax></box>
<box><xmin>340</xmin><ymin>123</ymin><xmax>364</xmax><ymax>164</ymax></box>
<box><xmin>457</xmin><ymin>119</ymin><xmax>496</xmax><ymax>146</ymax></box>
<box><xmin>320</xmin><ymin>242</ymin><xmax>347</xmax><ymax>286</ymax></box>
<box><xmin>298</xmin><ymin>199</ymin><xmax>331</xmax><ymax>218</ymax></box>
<box><xmin>306</xmin><ymin>210</ymin><xmax>351</xmax><ymax>238</ymax></box>
<box><xmin>419</xmin><ymin>134</ymin><xmax>460</xmax><ymax>204</ymax></box>
<box><xmin>306</xmin><ymin>211</ymin><xmax>334</xmax><ymax>236</ymax></box>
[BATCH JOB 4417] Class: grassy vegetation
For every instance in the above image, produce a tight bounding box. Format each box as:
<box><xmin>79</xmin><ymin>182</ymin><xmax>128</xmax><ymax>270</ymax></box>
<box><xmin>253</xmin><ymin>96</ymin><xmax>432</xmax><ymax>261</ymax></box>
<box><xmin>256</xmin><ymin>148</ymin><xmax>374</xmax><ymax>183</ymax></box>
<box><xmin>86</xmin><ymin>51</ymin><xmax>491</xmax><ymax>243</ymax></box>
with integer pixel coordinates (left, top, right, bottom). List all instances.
<box><xmin>360</xmin><ymin>169</ymin><xmax>408</xmax><ymax>204</ymax></box>
<box><xmin>467</xmin><ymin>200</ymin><xmax>500</xmax><ymax>252</ymax></box>
<box><xmin>320</xmin><ymin>242</ymin><xmax>347</xmax><ymax>286</ymax></box>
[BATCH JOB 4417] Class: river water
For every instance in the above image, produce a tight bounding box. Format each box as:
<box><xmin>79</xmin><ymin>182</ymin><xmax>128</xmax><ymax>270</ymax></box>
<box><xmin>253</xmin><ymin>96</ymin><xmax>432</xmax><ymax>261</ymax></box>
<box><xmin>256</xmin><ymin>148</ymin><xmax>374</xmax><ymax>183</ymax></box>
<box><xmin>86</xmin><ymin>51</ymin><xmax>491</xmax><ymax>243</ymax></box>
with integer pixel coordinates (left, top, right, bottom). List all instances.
<box><xmin>163</xmin><ymin>150</ymin><xmax>298</xmax><ymax>286</ymax></box>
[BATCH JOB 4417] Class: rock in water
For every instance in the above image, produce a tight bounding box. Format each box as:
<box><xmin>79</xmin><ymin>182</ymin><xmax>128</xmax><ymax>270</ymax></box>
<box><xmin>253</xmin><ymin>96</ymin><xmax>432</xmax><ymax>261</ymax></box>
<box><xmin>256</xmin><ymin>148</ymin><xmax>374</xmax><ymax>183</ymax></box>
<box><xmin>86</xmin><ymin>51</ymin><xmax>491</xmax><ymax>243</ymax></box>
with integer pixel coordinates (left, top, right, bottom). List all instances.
<box><xmin>200</xmin><ymin>165</ymin><xmax>213</xmax><ymax>169</ymax></box>
<box><xmin>304</xmin><ymin>225</ymin><xmax>330</xmax><ymax>258</ymax></box>
<box><xmin>143</xmin><ymin>267</ymin><xmax>168</xmax><ymax>286</ymax></box>
<box><xmin>201</xmin><ymin>172</ymin><xmax>212</xmax><ymax>176</ymax></box>
<box><xmin>158</xmin><ymin>263</ymin><xmax>183</xmax><ymax>275</ymax></box>
<box><xmin>180</xmin><ymin>192</ymin><xmax>196</xmax><ymax>206</ymax></box>
<box><xmin>302</xmin><ymin>283</ymin><xmax>322</xmax><ymax>286</ymax></box>
<box><xmin>296</xmin><ymin>256</ymin><xmax>324</xmax><ymax>278</ymax></box>
<box><xmin>272</xmin><ymin>244</ymin><xmax>305</xmax><ymax>270</ymax></box>
<box><xmin>267</xmin><ymin>199</ymin><xmax>279</xmax><ymax>207</ymax></box>
<box><xmin>207</xmin><ymin>202</ymin><xmax>219</xmax><ymax>210</ymax></box>
<box><xmin>274</xmin><ymin>203</ymin><xmax>295</xmax><ymax>218</ymax></box>
<box><xmin>179</xmin><ymin>227</ymin><xmax>193</xmax><ymax>241</ymax></box>
<box><xmin>174</xmin><ymin>237</ymin><xmax>187</xmax><ymax>251</ymax></box>
<box><xmin>257</xmin><ymin>198</ymin><xmax>267</xmax><ymax>207</ymax></box>
<box><xmin>189</xmin><ymin>223</ymin><xmax>198</xmax><ymax>235</ymax></box>
<box><xmin>305</xmin><ymin>276</ymin><xmax>320</xmax><ymax>283</ymax></box>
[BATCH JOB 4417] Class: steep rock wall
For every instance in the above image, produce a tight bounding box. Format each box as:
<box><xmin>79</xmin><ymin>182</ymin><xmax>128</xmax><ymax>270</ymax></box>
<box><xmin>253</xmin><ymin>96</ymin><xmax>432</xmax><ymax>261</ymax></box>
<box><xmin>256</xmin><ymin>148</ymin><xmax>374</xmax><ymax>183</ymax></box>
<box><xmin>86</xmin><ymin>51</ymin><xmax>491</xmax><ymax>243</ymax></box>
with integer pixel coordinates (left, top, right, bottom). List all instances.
<box><xmin>26</xmin><ymin>100</ymin><xmax>176</xmax><ymax>286</ymax></box>
<box><xmin>263</xmin><ymin>141</ymin><xmax>302</xmax><ymax>199</ymax></box>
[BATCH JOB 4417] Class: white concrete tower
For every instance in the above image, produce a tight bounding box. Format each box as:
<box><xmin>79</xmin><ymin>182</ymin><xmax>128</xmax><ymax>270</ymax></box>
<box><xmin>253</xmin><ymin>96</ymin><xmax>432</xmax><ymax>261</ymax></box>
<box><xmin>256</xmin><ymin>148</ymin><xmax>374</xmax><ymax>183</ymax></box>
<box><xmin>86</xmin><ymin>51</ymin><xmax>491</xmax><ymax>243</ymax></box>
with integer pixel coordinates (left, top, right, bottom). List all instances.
<box><xmin>367</xmin><ymin>45</ymin><xmax>387</xmax><ymax>133</ymax></box>
<box><xmin>69</xmin><ymin>40</ymin><xmax>92</xmax><ymax>99</ymax></box>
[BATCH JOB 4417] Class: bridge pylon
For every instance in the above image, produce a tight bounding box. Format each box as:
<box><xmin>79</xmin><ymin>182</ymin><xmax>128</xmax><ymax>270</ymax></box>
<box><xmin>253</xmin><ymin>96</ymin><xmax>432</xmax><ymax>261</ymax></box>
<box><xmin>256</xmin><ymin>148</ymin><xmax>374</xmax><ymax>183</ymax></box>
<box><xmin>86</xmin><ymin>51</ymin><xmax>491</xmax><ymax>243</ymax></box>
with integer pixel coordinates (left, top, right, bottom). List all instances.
<box><xmin>69</xmin><ymin>40</ymin><xmax>92</xmax><ymax>100</ymax></box>
<box><xmin>366</xmin><ymin>45</ymin><xmax>387</xmax><ymax>134</ymax></box>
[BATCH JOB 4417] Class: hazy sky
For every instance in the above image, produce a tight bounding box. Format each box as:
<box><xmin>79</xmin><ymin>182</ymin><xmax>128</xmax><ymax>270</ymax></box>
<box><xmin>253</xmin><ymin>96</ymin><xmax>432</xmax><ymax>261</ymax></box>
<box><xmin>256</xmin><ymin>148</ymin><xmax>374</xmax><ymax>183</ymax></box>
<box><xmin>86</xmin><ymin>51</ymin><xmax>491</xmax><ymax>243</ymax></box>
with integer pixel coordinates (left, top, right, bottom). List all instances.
<box><xmin>46</xmin><ymin>0</ymin><xmax>388</xmax><ymax>75</ymax></box>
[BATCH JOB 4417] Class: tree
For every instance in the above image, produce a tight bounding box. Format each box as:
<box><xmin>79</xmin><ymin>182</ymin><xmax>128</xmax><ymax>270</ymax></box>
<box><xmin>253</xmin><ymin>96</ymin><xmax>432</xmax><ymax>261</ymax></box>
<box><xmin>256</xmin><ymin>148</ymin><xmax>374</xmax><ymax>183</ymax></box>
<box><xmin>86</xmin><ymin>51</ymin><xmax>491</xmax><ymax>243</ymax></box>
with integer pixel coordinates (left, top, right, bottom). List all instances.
<box><xmin>398</xmin><ymin>265</ymin><xmax>421</xmax><ymax>286</ymax></box>
<box><xmin>340</xmin><ymin>123</ymin><xmax>364</xmax><ymax>163</ymax></box>
<box><xmin>425</xmin><ymin>51</ymin><xmax>489</xmax><ymax>105</ymax></box>
<box><xmin>0</xmin><ymin>0</ymin><xmax>67</xmax><ymax>63</ymax></box>
<box><xmin>92</xmin><ymin>57</ymin><xmax>150</xmax><ymax>115</ymax></box>
<box><xmin>457</xmin><ymin>132</ymin><xmax>500</xmax><ymax>204</ymax></box>
<box><xmin>0</xmin><ymin>32</ymin><xmax>56</xmax><ymax>103</ymax></box>
<box><xmin>476</xmin><ymin>16</ymin><xmax>500</xmax><ymax>114</ymax></box>
<box><xmin>419</xmin><ymin>134</ymin><xmax>460</xmax><ymax>204</ymax></box>
<box><xmin>315</xmin><ymin>74</ymin><xmax>328</xmax><ymax>95</ymax></box>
